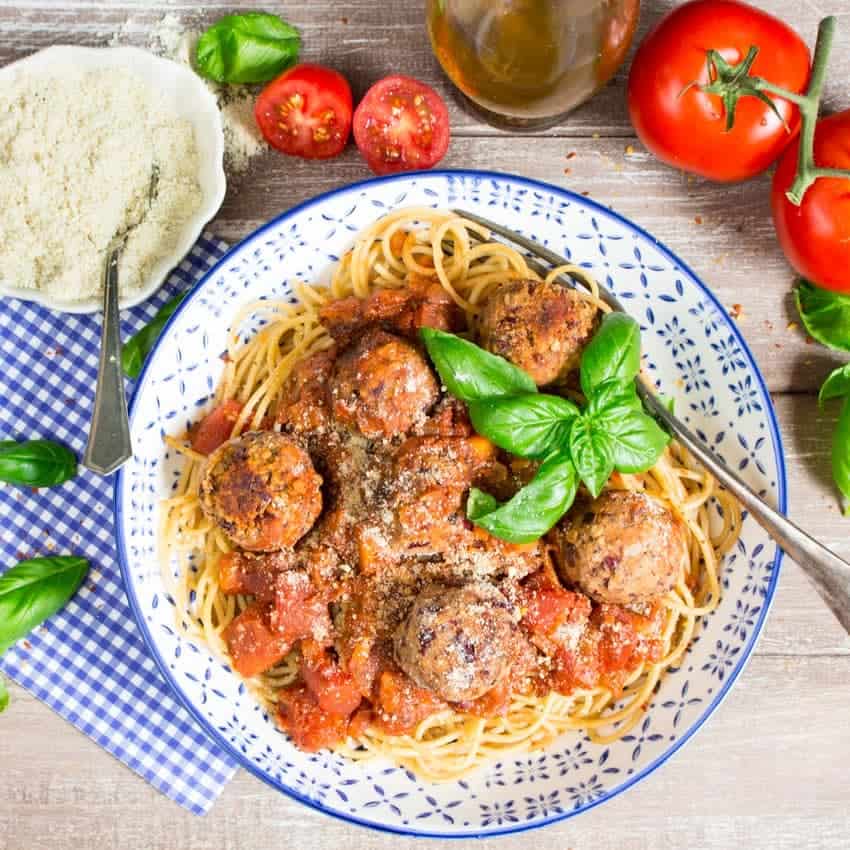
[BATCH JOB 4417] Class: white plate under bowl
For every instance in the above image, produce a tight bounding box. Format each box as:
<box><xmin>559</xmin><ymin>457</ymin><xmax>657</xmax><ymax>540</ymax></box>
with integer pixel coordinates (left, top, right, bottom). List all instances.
<box><xmin>0</xmin><ymin>45</ymin><xmax>226</xmax><ymax>314</ymax></box>
<box><xmin>115</xmin><ymin>171</ymin><xmax>786</xmax><ymax>837</ymax></box>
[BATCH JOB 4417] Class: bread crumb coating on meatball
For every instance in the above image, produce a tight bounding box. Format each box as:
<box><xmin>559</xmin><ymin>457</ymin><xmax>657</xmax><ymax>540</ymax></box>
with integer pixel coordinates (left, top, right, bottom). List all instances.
<box><xmin>330</xmin><ymin>328</ymin><xmax>439</xmax><ymax>440</ymax></box>
<box><xmin>553</xmin><ymin>489</ymin><xmax>688</xmax><ymax>606</ymax></box>
<box><xmin>199</xmin><ymin>431</ymin><xmax>323</xmax><ymax>552</ymax></box>
<box><xmin>394</xmin><ymin>582</ymin><xmax>516</xmax><ymax>702</ymax></box>
<box><xmin>479</xmin><ymin>279</ymin><xmax>599</xmax><ymax>386</ymax></box>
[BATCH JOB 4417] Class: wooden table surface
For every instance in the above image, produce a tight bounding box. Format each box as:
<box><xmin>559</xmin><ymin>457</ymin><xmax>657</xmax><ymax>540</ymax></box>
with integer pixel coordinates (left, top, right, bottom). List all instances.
<box><xmin>2</xmin><ymin>1</ymin><xmax>850</xmax><ymax>848</ymax></box>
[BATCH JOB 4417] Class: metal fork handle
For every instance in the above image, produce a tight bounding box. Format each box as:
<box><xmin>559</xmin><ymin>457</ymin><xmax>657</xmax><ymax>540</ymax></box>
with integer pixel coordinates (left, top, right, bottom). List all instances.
<box><xmin>452</xmin><ymin>206</ymin><xmax>850</xmax><ymax>634</ymax></box>
<box><xmin>83</xmin><ymin>243</ymin><xmax>133</xmax><ymax>475</ymax></box>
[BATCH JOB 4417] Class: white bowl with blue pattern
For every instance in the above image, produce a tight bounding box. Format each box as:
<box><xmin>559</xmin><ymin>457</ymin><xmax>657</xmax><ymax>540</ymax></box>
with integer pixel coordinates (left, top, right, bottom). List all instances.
<box><xmin>115</xmin><ymin>171</ymin><xmax>786</xmax><ymax>837</ymax></box>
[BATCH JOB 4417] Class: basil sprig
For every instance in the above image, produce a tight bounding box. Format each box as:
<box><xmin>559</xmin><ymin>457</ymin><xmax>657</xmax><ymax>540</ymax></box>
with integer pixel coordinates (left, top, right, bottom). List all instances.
<box><xmin>122</xmin><ymin>292</ymin><xmax>186</xmax><ymax>379</ymax></box>
<box><xmin>816</xmin><ymin>361</ymin><xmax>850</xmax><ymax>513</ymax></box>
<box><xmin>0</xmin><ymin>556</ymin><xmax>89</xmax><ymax>655</ymax></box>
<box><xmin>196</xmin><ymin>13</ymin><xmax>300</xmax><ymax>84</ymax></box>
<box><xmin>0</xmin><ymin>440</ymin><xmax>77</xmax><ymax>487</ymax></box>
<box><xmin>0</xmin><ymin>677</ymin><xmax>7</xmax><ymax>714</ymax></box>
<box><xmin>421</xmin><ymin>312</ymin><xmax>669</xmax><ymax>541</ymax></box>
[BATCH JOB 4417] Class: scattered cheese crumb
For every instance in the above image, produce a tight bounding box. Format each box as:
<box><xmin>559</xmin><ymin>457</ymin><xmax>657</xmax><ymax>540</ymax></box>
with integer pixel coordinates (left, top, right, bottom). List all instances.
<box><xmin>786</xmin><ymin>321</ymin><xmax>798</xmax><ymax>332</ymax></box>
<box><xmin>624</xmin><ymin>144</ymin><xmax>635</xmax><ymax>155</ymax></box>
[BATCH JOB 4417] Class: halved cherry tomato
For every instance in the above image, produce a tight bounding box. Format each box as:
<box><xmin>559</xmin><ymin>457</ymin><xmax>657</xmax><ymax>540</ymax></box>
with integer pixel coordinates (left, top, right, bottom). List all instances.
<box><xmin>771</xmin><ymin>110</ymin><xmax>850</xmax><ymax>293</ymax></box>
<box><xmin>255</xmin><ymin>63</ymin><xmax>352</xmax><ymax>159</ymax></box>
<box><xmin>353</xmin><ymin>75</ymin><xmax>450</xmax><ymax>175</ymax></box>
<box><xmin>191</xmin><ymin>400</ymin><xmax>243</xmax><ymax>455</ymax></box>
<box><xmin>627</xmin><ymin>0</ymin><xmax>810</xmax><ymax>182</ymax></box>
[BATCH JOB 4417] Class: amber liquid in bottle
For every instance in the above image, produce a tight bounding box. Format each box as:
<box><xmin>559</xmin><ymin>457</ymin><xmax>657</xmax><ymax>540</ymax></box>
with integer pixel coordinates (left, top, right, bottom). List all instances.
<box><xmin>427</xmin><ymin>0</ymin><xmax>639</xmax><ymax>129</ymax></box>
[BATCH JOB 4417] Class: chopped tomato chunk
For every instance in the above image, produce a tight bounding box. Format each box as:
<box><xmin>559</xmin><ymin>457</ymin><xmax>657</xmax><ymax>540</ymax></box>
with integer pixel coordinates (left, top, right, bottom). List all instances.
<box><xmin>300</xmin><ymin>639</ymin><xmax>362</xmax><ymax>718</ymax></box>
<box><xmin>191</xmin><ymin>400</ymin><xmax>243</xmax><ymax>454</ymax></box>
<box><xmin>277</xmin><ymin>683</ymin><xmax>350</xmax><ymax>751</ymax></box>
<box><xmin>271</xmin><ymin>570</ymin><xmax>332</xmax><ymax>647</ymax></box>
<box><xmin>222</xmin><ymin>604</ymin><xmax>289</xmax><ymax>678</ymax></box>
<box><xmin>217</xmin><ymin>551</ymin><xmax>283</xmax><ymax>597</ymax></box>
<box><xmin>374</xmin><ymin>670</ymin><xmax>445</xmax><ymax>735</ymax></box>
<box><xmin>519</xmin><ymin>573</ymin><xmax>592</xmax><ymax>644</ymax></box>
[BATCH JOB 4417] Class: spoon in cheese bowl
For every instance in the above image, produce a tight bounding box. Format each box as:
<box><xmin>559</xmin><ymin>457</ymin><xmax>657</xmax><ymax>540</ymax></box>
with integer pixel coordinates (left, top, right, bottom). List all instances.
<box><xmin>84</xmin><ymin>165</ymin><xmax>160</xmax><ymax>475</ymax></box>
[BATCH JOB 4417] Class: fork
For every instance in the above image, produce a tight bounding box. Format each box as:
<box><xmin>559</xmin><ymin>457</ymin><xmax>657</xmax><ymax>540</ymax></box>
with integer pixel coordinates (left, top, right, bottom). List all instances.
<box><xmin>453</xmin><ymin>207</ymin><xmax>850</xmax><ymax>634</ymax></box>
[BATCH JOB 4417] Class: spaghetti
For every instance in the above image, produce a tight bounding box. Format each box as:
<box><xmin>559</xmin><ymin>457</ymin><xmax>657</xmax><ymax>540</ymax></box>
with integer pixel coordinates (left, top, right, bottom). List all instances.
<box><xmin>160</xmin><ymin>207</ymin><xmax>741</xmax><ymax>781</ymax></box>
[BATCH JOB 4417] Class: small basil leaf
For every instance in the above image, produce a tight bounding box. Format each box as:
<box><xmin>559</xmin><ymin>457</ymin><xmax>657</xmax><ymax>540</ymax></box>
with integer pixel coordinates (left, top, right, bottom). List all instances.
<box><xmin>0</xmin><ymin>676</ymin><xmax>7</xmax><ymax>713</ymax></box>
<box><xmin>569</xmin><ymin>416</ymin><xmax>614</xmax><ymax>498</ymax></box>
<box><xmin>819</xmin><ymin>363</ymin><xmax>850</xmax><ymax>409</ymax></box>
<box><xmin>580</xmin><ymin>312</ymin><xmax>641</xmax><ymax>397</ymax></box>
<box><xmin>196</xmin><ymin>13</ymin><xmax>300</xmax><ymax>84</ymax></box>
<box><xmin>420</xmin><ymin>328</ymin><xmax>537</xmax><ymax>402</ymax></box>
<box><xmin>795</xmin><ymin>279</ymin><xmax>850</xmax><ymax>352</ymax></box>
<box><xmin>587</xmin><ymin>377</ymin><xmax>642</xmax><ymax>419</ymax></box>
<box><xmin>0</xmin><ymin>556</ymin><xmax>89</xmax><ymax>654</ymax></box>
<box><xmin>122</xmin><ymin>292</ymin><xmax>187</xmax><ymax>379</ymax></box>
<box><xmin>0</xmin><ymin>440</ymin><xmax>77</xmax><ymax>487</ymax></box>
<box><xmin>466</xmin><ymin>488</ymin><xmax>499</xmax><ymax>520</ymax></box>
<box><xmin>467</xmin><ymin>454</ymin><xmax>578</xmax><ymax>544</ymax></box>
<box><xmin>833</xmin><ymin>397</ymin><xmax>850</xmax><ymax>515</ymax></box>
<box><xmin>468</xmin><ymin>393</ymin><xmax>579</xmax><ymax>458</ymax></box>
<box><xmin>605</xmin><ymin>410</ymin><xmax>669</xmax><ymax>473</ymax></box>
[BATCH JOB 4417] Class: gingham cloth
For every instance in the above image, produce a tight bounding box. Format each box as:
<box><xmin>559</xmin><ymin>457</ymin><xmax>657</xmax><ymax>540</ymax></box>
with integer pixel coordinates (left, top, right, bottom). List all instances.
<box><xmin>0</xmin><ymin>235</ymin><xmax>239</xmax><ymax>814</ymax></box>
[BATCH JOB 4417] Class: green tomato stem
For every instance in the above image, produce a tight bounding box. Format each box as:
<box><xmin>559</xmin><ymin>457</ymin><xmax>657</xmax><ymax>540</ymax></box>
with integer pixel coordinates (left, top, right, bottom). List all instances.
<box><xmin>701</xmin><ymin>15</ymin><xmax>850</xmax><ymax>206</ymax></box>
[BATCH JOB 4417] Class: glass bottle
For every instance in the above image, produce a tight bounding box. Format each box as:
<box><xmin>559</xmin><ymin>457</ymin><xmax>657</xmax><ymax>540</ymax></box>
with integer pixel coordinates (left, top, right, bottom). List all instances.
<box><xmin>427</xmin><ymin>0</ymin><xmax>640</xmax><ymax>130</ymax></box>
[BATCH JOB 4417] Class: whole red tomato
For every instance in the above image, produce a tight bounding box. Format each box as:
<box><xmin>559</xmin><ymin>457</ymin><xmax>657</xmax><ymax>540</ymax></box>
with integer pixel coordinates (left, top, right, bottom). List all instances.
<box><xmin>627</xmin><ymin>0</ymin><xmax>810</xmax><ymax>182</ymax></box>
<box><xmin>772</xmin><ymin>111</ymin><xmax>850</xmax><ymax>293</ymax></box>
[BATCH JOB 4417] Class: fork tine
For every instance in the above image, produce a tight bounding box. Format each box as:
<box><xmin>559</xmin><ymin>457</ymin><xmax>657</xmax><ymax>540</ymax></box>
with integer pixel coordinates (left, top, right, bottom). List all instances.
<box><xmin>451</xmin><ymin>207</ymin><xmax>625</xmax><ymax>312</ymax></box>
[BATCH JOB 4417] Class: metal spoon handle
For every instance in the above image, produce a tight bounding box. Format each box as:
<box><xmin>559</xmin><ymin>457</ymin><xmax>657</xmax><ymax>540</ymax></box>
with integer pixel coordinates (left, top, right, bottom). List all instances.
<box><xmin>639</xmin><ymin>384</ymin><xmax>850</xmax><ymax>633</ymax></box>
<box><xmin>83</xmin><ymin>244</ymin><xmax>132</xmax><ymax>475</ymax></box>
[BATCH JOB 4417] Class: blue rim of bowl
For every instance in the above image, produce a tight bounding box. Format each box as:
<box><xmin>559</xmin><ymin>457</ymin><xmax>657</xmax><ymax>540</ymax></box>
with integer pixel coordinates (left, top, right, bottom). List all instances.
<box><xmin>114</xmin><ymin>169</ymin><xmax>787</xmax><ymax>838</ymax></box>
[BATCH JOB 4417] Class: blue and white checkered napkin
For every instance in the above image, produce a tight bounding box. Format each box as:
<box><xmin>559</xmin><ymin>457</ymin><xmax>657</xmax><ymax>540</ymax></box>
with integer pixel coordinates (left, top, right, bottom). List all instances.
<box><xmin>0</xmin><ymin>235</ymin><xmax>239</xmax><ymax>814</ymax></box>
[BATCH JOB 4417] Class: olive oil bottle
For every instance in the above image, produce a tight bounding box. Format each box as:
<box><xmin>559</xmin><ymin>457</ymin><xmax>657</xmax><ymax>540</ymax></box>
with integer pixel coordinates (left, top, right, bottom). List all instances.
<box><xmin>427</xmin><ymin>0</ymin><xmax>639</xmax><ymax>129</ymax></box>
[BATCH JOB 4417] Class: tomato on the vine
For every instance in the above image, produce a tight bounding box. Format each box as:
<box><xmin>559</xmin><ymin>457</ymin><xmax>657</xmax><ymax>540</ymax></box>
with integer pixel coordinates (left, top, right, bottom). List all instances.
<box><xmin>255</xmin><ymin>63</ymin><xmax>352</xmax><ymax>159</ymax></box>
<box><xmin>627</xmin><ymin>0</ymin><xmax>810</xmax><ymax>182</ymax></box>
<box><xmin>772</xmin><ymin>110</ymin><xmax>850</xmax><ymax>293</ymax></box>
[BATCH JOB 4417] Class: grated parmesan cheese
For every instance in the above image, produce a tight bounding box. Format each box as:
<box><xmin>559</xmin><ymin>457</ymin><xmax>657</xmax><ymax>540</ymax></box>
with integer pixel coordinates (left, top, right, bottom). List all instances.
<box><xmin>0</xmin><ymin>68</ymin><xmax>202</xmax><ymax>301</ymax></box>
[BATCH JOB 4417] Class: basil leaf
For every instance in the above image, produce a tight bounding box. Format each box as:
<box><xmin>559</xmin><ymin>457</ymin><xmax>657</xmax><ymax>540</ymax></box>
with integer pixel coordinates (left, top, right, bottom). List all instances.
<box><xmin>795</xmin><ymin>280</ymin><xmax>850</xmax><ymax>352</ymax></box>
<box><xmin>0</xmin><ymin>556</ymin><xmax>89</xmax><ymax>654</ymax></box>
<box><xmin>421</xmin><ymin>328</ymin><xmax>537</xmax><ymax>402</ymax></box>
<box><xmin>569</xmin><ymin>416</ymin><xmax>614</xmax><ymax>498</ymax></box>
<box><xmin>196</xmin><ymin>13</ymin><xmax>300</xmax><ymax>84</ymax></box>
<box><xmin>467</xmin><ymin>453</ymin><xmax>578</xmax><ymax>543</ymax></box>
<box><xmin>832</xmin><ymin>397</ymin><xmax>850</xmax><ymax>515</ymax></box>
<box><xmin>819</xmin><ymin>363</ymin><xmax>850</xmax><ymax>409</ymax></box>
<box><xmin>0</xmin><ymin>440</ymin><xmax>77</xmax><ymax>487</ymax></box>
<box><xmin>580</xmin><ymin>312</ymin><xmax>641</xmax><ymax>397</ymax></box>
<box><xmin>122</xmin><ymin>293</ymin><xmax>186</xmax><ymax>379</ymax></box>
<box><xmin>468</xmin><ymin>393</ymin><xmax>579</xmax><ymax>458</ymax></box>
<box><xmin>605</xmin><ymin>410</ymin><xmax>669</xmax><ymax>473</ymax></box>
<box><xmin>587</xmin><ymin>377</ymin><xmax>642</xmax><ymax>419</ymax></box>
<box><xmin>466</xmin><ymin>488</ymin><xmax>499</xmax><ymax>520</ymax></box>
<box><xmin>0</xmin><ymin>677</ymin><xmax>7</xmax><ymax>713</ymax></box>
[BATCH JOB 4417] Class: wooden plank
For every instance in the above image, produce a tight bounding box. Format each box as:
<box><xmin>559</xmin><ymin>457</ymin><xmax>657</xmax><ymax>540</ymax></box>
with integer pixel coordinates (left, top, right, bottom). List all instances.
<box><xmin>0</xmin><ymin>0</ymin><xmax>848</xmax><ymax>138</ymax></box>
<box><xmin>2</xmin><ymin>655</ymin><xmax>848</xmax><ymax>850</ymax></box>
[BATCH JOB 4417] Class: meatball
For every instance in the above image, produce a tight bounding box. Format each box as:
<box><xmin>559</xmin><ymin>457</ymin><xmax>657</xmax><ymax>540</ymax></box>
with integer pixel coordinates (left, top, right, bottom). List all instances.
<box><xmin>554</xmin><ymin>490</ymin><xmax>687</xmax><ymax>606</ymax></box>
<box><xmin>199</xmin><ymin>431</ymin><xmax>323</xmax><ymax>552</ymax></box>
<box><xmin>394</xmin><ymin>582</ymin><xmax>515</xmax><ymax>702</ymax></box>
<box><xmin>479</xmin><ymin>279</ymin><xmax>598</xmax><ymax>385</ymax></box>
<box><xmin>330</xmin><ymin>329</ymin><xmax>439</xmax><ymax>440</ymax></box>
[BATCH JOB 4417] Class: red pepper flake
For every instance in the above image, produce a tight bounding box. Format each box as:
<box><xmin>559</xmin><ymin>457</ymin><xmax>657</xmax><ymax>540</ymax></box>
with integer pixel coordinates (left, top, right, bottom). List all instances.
<box><xmin>23</xmin><ymin>640</ymin><xmax>33</xmax><ymax>651</ymax></box>
<box><xmin>566</xmin><ymin>151</ymin><xmax>576</xmax><ymax>160</ymax></box>
<box><xmin>563</xmin><ymin>167</ymin><xmax>571</xmax><ymax>175</ymax></box>
<box><xmin>729</xmin><ymin>303</ymin><xmax>744</xmax><ymax>320</ymax></box>
<box><xmin>220</xmin><ymin>351</ymin><xmax>232</xmax><ymax>363</ymax></box>
<box><xmin>624</xmin><ymin>144</ymin><xmax>635</xmax><ymax>155</ymax></box>
<box><xmin>694</xmin><ymin>215</ymin><xmax>703</xmax><ymax>225</ymax></box>
<box><xmin>581</xmin><ymin>190</ymin><xmax>590</xmax><ymax>196</ymax></box>
<box><xmin>805</xmin><ymin>335</ymin><xmax>814</xmax><ymax>345</ymax></box>
<box><xmin>341</xmin><ymin>16</ymin><xmax>348</xmax><ymax>23</ymax></box>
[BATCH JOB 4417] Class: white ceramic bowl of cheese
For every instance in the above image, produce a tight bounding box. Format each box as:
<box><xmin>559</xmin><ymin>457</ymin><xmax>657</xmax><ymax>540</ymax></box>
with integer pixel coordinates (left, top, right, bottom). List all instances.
<box><xmin>0</xmin><ymin>45</ymin><xmax>226</xmax><ymax>314</ymax></box>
